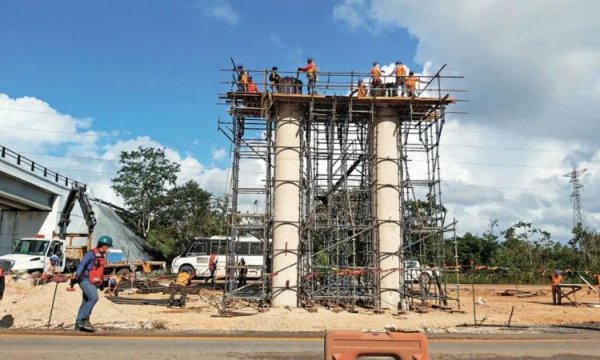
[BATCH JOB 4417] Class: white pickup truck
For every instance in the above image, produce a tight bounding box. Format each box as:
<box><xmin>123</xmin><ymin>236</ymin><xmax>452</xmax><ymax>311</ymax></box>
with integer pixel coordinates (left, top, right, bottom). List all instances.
<box><xmin>0</xmin><ymin>237</ymin><xmax>164</xmax><ymax>276</ymax></box>
<box><xmin>404</xmin><ymin>259</ymin><xmax>439</xmax><ymax>290</ymax></box>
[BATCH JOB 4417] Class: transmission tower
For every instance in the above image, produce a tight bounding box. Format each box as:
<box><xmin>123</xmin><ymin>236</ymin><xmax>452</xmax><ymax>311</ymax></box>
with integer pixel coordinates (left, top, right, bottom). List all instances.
<box><xmin>564</xmin><ymin>167</ymin><xmax>587</xmax><ymax>229</ymax></box>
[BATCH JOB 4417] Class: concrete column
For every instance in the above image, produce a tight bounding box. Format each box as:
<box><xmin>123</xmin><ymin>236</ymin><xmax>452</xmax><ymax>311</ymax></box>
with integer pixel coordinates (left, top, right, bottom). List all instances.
<box><xmin>372</xmin><ymin>106</ymin><xmax>402</xmax><ymax>310</ymax></box>
<box><xmin>272</xmin><ymin>103</ymin><xmax>302</xmax><ymax>308</ymax></box>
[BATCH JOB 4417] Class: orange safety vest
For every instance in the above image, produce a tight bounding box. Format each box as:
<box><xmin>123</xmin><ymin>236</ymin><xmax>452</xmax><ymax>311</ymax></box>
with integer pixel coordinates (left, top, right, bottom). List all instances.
<box><xmin>88</xmin><ymin>248</ymin><xmax>106</xmax><ymax>286</ymax></box>
<box><xmin>405</xmin><ymin>75</ymin><xmax>416</xmax><ymax>89</ymax></box>
<box><xmin>175</xmin><ymin>271</ymin><xmax>191</xmax><ymax>287</ymax></box>
<box><xmin>247</xmin><ymin>81</ymin><xmax>258</xmax><ymax>93</ymax></box>
<box><xmin>239</xmin><ymin>71</ymin><xmax>248</xmax><ymax>85</ymax></box>
<box><xmin>371</xmin><ymin>66</ymin><xmax>381</xmax><ymax>81</ymax></box>
<box><xmin>551</xmin><ymin>274</ymin><xmax>562</xmax><ymax>288</ymax></box>
<box><xmin>395</xmin><ymin>65</ymin><xmax>406</xmax><ymax>78</ymax></box>
<box><xmin>357</xmin><ymin>84</ymin><xmax>367</xmax><ymax>97</ymax></box>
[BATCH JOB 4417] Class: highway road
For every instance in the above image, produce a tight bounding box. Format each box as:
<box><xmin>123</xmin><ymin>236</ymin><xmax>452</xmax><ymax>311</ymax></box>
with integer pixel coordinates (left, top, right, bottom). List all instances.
<box><xmin>1</xmin><ymin>333</ymin><xmax>600</xmax><ymax>359</ymax></box>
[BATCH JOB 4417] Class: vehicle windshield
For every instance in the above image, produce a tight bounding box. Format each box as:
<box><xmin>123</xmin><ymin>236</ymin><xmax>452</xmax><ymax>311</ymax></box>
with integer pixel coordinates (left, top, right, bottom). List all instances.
<box><xmin>14</xmin><ymin>240</ymin><xmax>49</xmax><ymax>256</ymax></box>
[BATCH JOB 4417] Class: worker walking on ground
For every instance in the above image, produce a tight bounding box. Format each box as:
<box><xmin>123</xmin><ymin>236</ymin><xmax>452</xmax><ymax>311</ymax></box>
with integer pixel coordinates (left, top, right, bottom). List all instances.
<box><xmin>551</xmin><ymin>269</ymin><xmax>563</xmax><ymax>305</ymax></box>
<box><xmin>206</xmin><ymin>253</ymin><xmax>217</xmax><ymax>284</ymax></box>
<box><xmin>73</xmin><ymin>235</ymin><xmax>113</xmax><ymax>332</ymax></box>
<box><xmin>269</xmin><ymin>66</ymin><xmax>281</xmax><ymax>93</ymax></box>
<box><xmin>169</xmin><ymin>268</ymin><xmax>191</xmax><ymax>307</ymax></box>
<box><xmin>236</xmin><ymin>65</ymin><xmax>248</xmax><ymax>91</ymax></box>
<box><xmin>298</xmin><ymin>57</ymin><xmax>317</xmax><ymax>94</ymax></box>
<box><xmin>246</xmin><ymin>76</ymin><xmax>259</xmax><ymax>93</ymax></box>
<box><xmin>392</xmin><ymin>61</ymin><xmax>407</xmax><ymax>96</ymax></box>
<box><xmin>594</xmin><ymin>273</ymin><xmax>600</xmax><ymax>301</ymax></box>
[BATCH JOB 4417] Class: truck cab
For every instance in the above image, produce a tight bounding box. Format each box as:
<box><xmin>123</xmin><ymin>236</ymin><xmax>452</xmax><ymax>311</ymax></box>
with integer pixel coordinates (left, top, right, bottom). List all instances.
<box><xmin>0</xmin><ymin>238</ymin><xmax>66</xmax><ymax>274</ymax></box>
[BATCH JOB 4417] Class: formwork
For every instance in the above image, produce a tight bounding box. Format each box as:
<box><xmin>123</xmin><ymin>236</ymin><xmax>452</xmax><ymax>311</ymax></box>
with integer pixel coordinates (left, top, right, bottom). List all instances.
<box><xmin>219</xmin><ymin>64</ymin><xmax>463</xmax><ymax>311</ymax></box>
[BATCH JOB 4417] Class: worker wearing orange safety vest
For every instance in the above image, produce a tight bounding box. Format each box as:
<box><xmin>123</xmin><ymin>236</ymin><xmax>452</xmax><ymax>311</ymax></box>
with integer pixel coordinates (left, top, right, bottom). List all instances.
<box><xmin>370</xmin><ymin>62</ymin><xmax>382</xmax><ymax>89</ymax></box>
<box><xmin>405</xmin><ymin>71</ymin><xmax>420</xmax><ymax>97</ymax></box>
<box><xmin>74</xmin><ymin>235</ymin><xmax>112</xmax><ymax>332</ymax></box>
<box><xmin>551</xmin><ymin>269</ymin><xmax>563</xmax><ymax>305</ymax></box>
<box><xmin>298</xmin><ymin>57</ymin><xmax>317</xmax><ymax>94</ymax></box>
<box><xmin>237</xmin><ymin>65</ymin><xmax>248</xmax><ymax>91</ymax></box>
<box><xmin>393</xmin><ymin>61</ymin><xmax>407</xmax><ymax>96</ymax></box>
<box><xmin>169</xmin><ymin>268</ymin><xmax>192</xmax><ymax>307</ymax></box>
<box><xmin>246</xmin><ymin>76</ymin><xmax>259</xmax><ymax>93</ymax></box>
<box><xmin>356</xmin><ymin>79</ymin><xmax>367</xmax><ymax>98</ymax></box>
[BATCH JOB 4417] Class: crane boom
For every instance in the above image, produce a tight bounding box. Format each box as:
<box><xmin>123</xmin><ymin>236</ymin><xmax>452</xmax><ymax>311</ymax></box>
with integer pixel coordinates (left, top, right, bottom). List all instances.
<box><xmin>58</xmin><ymin>185</ymin><xmax>97</xmax><ymax>247</ymax></box>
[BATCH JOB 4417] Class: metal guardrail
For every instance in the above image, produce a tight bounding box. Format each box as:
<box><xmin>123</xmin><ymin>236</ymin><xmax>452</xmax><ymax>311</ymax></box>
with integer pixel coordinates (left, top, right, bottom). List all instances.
<box><xmin>0</xmin><ymin>145</ymin><xmax>85</xmax><ymax>189</ymax></box>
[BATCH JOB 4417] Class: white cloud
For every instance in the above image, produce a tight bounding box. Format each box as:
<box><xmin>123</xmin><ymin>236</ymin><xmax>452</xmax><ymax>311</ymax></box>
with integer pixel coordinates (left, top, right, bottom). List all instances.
<box><xmin>333</xmin><ymin>1</ymin><xmax>600</xmax><ymax>240</ymax></box>
<box><xmin>212</xmin><ymin>147</ymin><xmax>227</xmax><ymax>161</ymax></box>
<box><xmin>0</xmin><ymin>93</ymin><xmax>236</xmax><ymax>208</ymax></box>
<box><xmin>203</xmin><ymin>0</ymin><xmax>240</xmax><ymax>26</ymax></box>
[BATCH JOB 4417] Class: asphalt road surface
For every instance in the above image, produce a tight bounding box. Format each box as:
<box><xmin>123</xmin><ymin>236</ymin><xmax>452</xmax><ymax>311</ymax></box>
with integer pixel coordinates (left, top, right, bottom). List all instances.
<box><xmin>1</xmin><ymin>333</ymin><xmax>600</xmax><ymax>359</ymax></box>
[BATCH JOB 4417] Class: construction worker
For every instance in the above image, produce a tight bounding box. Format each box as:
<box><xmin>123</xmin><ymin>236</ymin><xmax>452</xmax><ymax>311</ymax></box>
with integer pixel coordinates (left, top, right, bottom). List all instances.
<box><xmin>355</xmin><ymin>79</ymin><xmax>367</xmax><ymax>98</ymax></box>
<box><xmin>39</xmin><ymin>255</ymin><xmax>60</xmax><ymax>285</ymax></box>
<box><xmin>246</xmin><ymin>76</ymin><xmax>259</xmax><ymax>93</ymax></box>
<box><xmin>298</xmin><ymin>57</ymin><xmax>317</xmax><ymax>94</ymax></box>
<box><xmin>206</xmin><ymin>253</ymin><xmax>217</xmax><ymax>284</ymax></box>
<box><xmin>551</xmin><ymin>269</ymin><xmax>563</xmax><ymax>305</ymax></box>
<box><xmin>141</xmin><ymin>257</ymin><xmax>152</xmax><ymax>274</ymax></box>
<box><xmin>169</xmin><ymin>268</ymin><xmax>192</xmax><ymax>307</ymax></box>
<box><xmin>371</xmin><ymin>61</ymin><xmax>383</xmax><ymax>96</ymax></box>
<box><xmin>238</xmin><ymin>258</ymin><xmax>247</xmax><ymax>287</ymax></box>
<box><xmin>594</xmin><ymin>273</ymin><xmax>600</xmax><ymax>301</ymax></box>
<box><xmin>405</xmin><ymin>71</ymin><xmax>421</xmax><ymax>97</ymax></box>
<box><xmin>269</xmin><ymin>66</ymin><xmax>281</xmax><ymax>92</ymax></box>
<box><xmin>237</xmin><ymin>65</ymin><xmax>248</xmax><ymax>91</ymax></box>
<box><xmin>74</xmin><ymin>235</ymin><xmax>113</xmax><ymax>332</ymax></box>
<box><xmin>392</xmin><ymin>61</ymin><xmax>407</xmax><ymax>96</ymax></box>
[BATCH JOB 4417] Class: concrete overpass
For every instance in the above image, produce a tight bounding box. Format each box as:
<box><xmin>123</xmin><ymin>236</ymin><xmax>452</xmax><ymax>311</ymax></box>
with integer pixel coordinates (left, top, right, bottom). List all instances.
<box><xmin>0</xmin><ymin>146</ymin><xmax>80</xmax><ymax>255</ymax></box>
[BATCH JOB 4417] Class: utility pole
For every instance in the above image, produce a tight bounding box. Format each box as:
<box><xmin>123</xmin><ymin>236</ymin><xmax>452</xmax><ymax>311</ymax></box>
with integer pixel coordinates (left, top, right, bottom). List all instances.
<box><xmin>564</xmin><ymin>166</ymin><xmax>587</xmax><ymax>229</ymax></box>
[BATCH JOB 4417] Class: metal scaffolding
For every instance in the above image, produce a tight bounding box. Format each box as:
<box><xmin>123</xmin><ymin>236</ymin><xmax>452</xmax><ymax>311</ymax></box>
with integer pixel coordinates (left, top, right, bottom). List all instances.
<box><xmin>219</xmin><ymin>63</ymin><xmax>463</xmax><ymax>311</ymax></box>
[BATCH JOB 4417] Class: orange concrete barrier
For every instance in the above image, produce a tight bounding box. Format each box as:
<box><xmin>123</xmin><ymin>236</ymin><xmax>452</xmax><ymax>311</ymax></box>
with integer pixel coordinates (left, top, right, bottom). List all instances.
<box><xmin>324</xmin><ymin>330</ymin><xmax>429</xmax><ymax>360</ymax></box>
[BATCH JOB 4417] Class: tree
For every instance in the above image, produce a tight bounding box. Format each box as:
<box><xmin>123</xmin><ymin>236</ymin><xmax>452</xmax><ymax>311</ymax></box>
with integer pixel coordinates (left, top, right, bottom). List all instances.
<box><xmin>112</xmin><ymin>146</ymin><xmax>180</xmax><ymax>239</ymax></box>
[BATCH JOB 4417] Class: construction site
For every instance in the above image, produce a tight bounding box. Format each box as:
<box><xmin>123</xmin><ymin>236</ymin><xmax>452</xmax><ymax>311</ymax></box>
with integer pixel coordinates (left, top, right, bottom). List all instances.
<box><xmin>216</xmin><ymin>62</ymin><xmax>463</xmax><ymax>313</ymax></box>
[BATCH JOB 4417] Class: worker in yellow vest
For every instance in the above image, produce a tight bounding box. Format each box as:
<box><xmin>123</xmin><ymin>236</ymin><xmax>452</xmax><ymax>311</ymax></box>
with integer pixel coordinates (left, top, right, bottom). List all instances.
<box><xmin>169</xmin><ymin>268</ymin><xmax>192</xmax><ymax>307</ymax></box>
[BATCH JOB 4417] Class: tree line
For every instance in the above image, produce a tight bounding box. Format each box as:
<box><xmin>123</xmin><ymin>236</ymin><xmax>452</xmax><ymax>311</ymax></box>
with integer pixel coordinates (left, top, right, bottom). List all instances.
<box><xmin>110</xmin><ymin>146</ymin><xmax>600</xmax><ymax>283</ymax></box>
<box><xmin>111</xmin><ymin>146</ymin><xmax>227</xmax><ymax>259</ymax></box>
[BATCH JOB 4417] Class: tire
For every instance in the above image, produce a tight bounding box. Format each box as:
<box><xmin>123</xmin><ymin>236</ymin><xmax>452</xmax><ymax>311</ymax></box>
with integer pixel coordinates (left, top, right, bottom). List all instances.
<box><xmin>179</xmin><ymin>265</ymin><xmax>196</xmax><ymax>278</ymax></box>
<box><xmin>116</xmin><ymin>268</ymin><xmax>131</xmax><ymax>276</ymax></box>
<box><xmin>418</xmin><ymin>272</ymin><xmax>431</xmax><ymax>292</ymax></box>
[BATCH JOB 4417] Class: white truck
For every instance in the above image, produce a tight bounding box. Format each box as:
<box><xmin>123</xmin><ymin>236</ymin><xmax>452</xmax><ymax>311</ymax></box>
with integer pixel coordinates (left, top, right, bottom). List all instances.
<box><xmin>404</xmin><ymin>259</ymin><xmax>439</xmax><ymax>290</ymax></box>
<box><xmin>0</xmin><ymin>185</ymin><xmax>165</xmax><ymax>277</ymax></box>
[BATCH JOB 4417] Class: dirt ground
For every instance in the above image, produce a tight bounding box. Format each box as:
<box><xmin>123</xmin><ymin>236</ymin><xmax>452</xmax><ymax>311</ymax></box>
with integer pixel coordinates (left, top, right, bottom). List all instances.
<box><xmin>1</xmin><ymin>277</ymin><xmax>599</xmax><ymax>332</ymax></box>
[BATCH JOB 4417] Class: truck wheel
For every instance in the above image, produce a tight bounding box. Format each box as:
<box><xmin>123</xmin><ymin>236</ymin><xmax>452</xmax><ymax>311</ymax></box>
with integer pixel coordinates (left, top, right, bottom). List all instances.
<box><xmin>418</xmin><ymin>272</ymin><xmax>431</xmax><ymax>292</ymax></box>
<box><xmin>180</xmin><ymin>265</ymin><xmax>196</xmax><ymax>278</ymax></box>
<box><xmin>117</xmin><ymin>268</ymin><xmax>131</xmax><ymax>276</ymax></box>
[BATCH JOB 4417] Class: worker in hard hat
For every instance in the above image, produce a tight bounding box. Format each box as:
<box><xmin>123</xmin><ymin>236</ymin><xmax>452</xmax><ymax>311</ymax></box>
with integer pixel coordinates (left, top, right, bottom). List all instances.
<box><xmin>73</xmin><ymin>235</ymin><xmax>113</xmax><ymax>332</ymax></box>
<box><xmin>392</xmin><ymin>61</ymin><xmax>407</xmax><ymax>96</ymax></box>
<box><xmin>354</xmin><ymin>79</ymin><xmax>367</xmax><ymax>98</ymax></box>
<box><xmin>246</xmin><ymin>75</ymin><xmax>259</xmax><ymax>93</ymax></box>
<box><xmin>236</xmin><ymin>65</ymin><xmax>248</xmax><ymax>91</ymax></box>
<box><xmin>551</xmin><ymin>269</ymin><xmax>563</xmax><ymax>305</ymax></box>
<box><xmin>370</xmin><ymin>62</ymin><xmax>382</xmax><ymax>95</ymax></box>
<box><xmin>141</xmin><ymin>256</ymin><xmax>152</xmax><ymax>274</ymax></box>
<box><xmin>298</xmin><ymin>57</ymin><xmax>317</xmax><ymax>94</ymax></box>
<box><xmin>169</xmin><ymin>268</ymin><xmax>192</xmax><ymax>307</ymax></box>
<box><xmin>269</xmin><ymin>66</ymin><xmax>281</xmax><ymax>93</ymax></box>
<box><xmin>39</xmin><ymin>255</ymin><xmax>60</xmax><ymax>285</ymax></box>
<box><xmin>405</xmin><ymin>70</ymin><xmax>423</xmax><ymax>97</ymax></box>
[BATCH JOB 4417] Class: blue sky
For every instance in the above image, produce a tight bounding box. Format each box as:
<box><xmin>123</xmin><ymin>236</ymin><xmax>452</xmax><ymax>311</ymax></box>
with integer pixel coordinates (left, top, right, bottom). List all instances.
<box><xmin>2</xmin><ymin>0</ymin><xmax>600</xmax><ymax>241</ymax></box>
<box><xmin>0</xmin><ymin>0</ymin><xmax>417</xmax><ymax>160</ymax></box>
